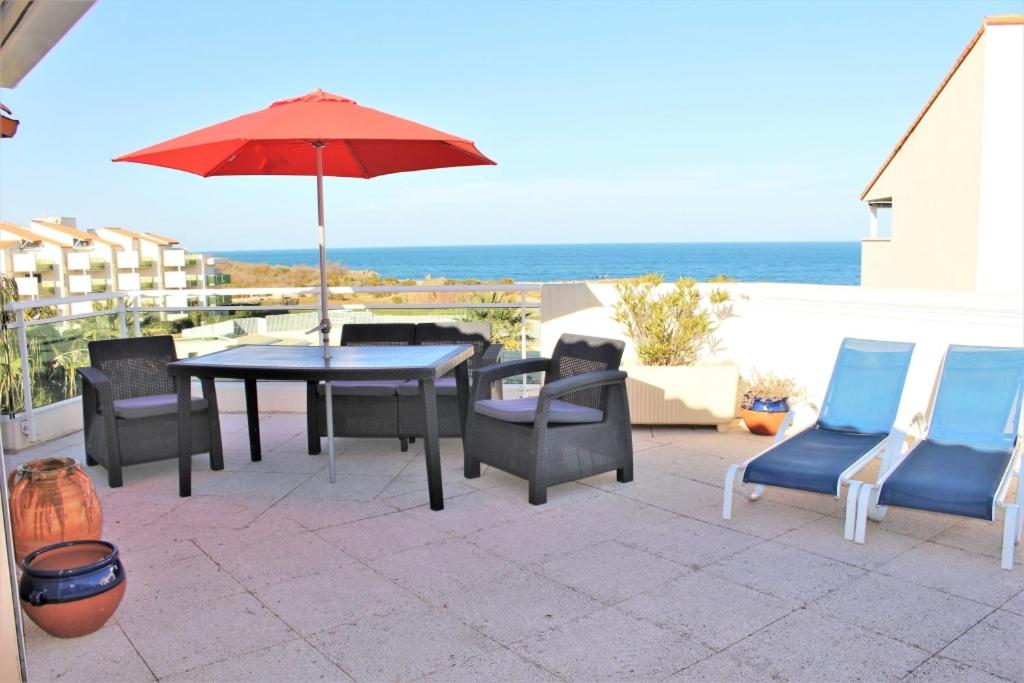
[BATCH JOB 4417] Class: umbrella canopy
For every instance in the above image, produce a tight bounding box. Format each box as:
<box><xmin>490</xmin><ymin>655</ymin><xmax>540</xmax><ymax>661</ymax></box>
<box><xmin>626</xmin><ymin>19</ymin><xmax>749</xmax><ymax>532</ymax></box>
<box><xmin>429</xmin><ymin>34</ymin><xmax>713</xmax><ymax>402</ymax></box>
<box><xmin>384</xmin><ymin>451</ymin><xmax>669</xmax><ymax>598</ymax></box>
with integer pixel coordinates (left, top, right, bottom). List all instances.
<box><xmin>113</xmin><ymin>89</ymin><xmax>494</xmax><ymax>177</ymax></box>
<box><xmin>114</xmin><ymin>88</ymin><xmax>495</xmax><ymax>484</ymax></box>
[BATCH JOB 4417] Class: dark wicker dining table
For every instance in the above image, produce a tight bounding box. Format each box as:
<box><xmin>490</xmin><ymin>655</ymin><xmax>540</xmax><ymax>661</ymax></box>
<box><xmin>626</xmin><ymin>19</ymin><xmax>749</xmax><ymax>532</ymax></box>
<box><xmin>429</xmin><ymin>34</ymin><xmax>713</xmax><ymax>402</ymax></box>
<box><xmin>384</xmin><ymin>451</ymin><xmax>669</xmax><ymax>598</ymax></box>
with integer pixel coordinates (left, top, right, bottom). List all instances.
<box><xmin>167</xmin><ymin>343</ymin><xmax>475</xmax><ymax>510</ymax></box>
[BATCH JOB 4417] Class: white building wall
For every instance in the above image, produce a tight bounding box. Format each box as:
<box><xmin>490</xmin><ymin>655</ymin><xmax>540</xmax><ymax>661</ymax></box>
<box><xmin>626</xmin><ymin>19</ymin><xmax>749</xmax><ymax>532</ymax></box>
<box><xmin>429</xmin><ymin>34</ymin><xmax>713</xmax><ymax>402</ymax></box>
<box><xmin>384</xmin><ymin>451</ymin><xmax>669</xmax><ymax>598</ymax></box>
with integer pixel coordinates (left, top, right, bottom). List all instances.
<box><xmin>975</xmin><ymin>23</ymin><xmax>1024</xmax><ymax>295</ymax></box>
<box><xmin>541</xmin><ymin>282</ymin><xmax>1024</xmax><ymax>428</ymax></box>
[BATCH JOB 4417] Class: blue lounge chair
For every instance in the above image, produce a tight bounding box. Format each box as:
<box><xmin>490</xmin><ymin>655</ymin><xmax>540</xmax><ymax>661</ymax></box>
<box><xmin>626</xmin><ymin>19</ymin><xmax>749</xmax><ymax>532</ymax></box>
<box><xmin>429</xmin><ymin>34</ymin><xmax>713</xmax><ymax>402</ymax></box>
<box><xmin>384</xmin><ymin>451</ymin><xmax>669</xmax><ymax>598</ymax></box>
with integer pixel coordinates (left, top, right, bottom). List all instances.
<box><xmin>723</xmin><ymin>338</ymin><xmax>915</xmax><ymax>537</ymax></box>
<box><xmin>854</xmin><ymin>345</ymin><xmax>1024</xmax><ymax>570</ymax></box>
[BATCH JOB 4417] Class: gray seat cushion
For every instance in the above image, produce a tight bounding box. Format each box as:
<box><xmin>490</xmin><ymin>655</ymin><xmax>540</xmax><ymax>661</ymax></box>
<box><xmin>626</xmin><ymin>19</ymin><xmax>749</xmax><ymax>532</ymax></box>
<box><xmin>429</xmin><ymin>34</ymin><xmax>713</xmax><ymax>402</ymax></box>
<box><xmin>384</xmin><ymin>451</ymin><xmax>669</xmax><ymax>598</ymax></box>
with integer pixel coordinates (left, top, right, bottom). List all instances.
<box><xmin>317</xmin><ymin>380</ymin><xmax>405</xmax><ymax>397</ymax></box>
<box><xmin>397</xmin><ymin>378</ymin><xmax>457</xmax><ymax>396</ymax></box>
<box><xmin>474</xmin><ymin>397</ymin><xmax>603</xmax><ymax>424</ymax></box>
<box><xmin>878</xmin><ymin>440</ymin><xmax>1013</xmax><ymax>520</ymax></box>
<box><xmin>113</xmin><ymin>394</ymin><xmax>208</xmax><ymax>420</ymax></box>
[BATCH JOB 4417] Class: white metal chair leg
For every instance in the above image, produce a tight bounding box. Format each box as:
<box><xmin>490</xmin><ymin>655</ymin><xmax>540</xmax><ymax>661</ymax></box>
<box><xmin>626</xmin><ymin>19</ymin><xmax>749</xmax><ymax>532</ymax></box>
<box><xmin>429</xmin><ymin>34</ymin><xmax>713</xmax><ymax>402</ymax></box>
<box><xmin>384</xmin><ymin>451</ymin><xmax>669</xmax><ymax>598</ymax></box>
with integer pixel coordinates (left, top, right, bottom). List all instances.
<box><xmin>855</xmin><ymin>484</ymin><xmax>873</xmax><ymax>544</ymax></box>
<box><xmin>1016</xmin><ymin>476</ymin><xmax>1024</xmax><ymax>543</ymax></box>
<box><xmin>1001</xmin><ymin>504</ymin><xmax>1018</xmax><ymax>570</ymax></box>
<box><xmin>743</xmin><ymin>484</ymin><xmax>765</xmax><ymax>500</ymax></box>
<box><xmin>867</xmin><ymin>502</ymin><xmax>888</xmax><ymax>522</ymax></box>
<box><xmin>723</xmin><ymin>464</ymin><xmax>741</xmax><ymax>519</ymax></box>
<box><xmin>844</xmin><ymin>481</ymin><xmax>861</xmax><ymax>541</ymax></box>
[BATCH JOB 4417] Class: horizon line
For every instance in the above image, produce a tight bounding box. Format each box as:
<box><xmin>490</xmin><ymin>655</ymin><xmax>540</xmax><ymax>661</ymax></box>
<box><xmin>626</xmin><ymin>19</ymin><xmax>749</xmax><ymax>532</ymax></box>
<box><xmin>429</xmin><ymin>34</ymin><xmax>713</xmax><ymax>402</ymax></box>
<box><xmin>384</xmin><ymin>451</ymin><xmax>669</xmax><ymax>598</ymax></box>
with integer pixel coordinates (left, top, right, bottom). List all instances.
<box><xmin>207</xmin><ymin>239</ymin><xmax>861</xmax><ymax>253</ymax></box>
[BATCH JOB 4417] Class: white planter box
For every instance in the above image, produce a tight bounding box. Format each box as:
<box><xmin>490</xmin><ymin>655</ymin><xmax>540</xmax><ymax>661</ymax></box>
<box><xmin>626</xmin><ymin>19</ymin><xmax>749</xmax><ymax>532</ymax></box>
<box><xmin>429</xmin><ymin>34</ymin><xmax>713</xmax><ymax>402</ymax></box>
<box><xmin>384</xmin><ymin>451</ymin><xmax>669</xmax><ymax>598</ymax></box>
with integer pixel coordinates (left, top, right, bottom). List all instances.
<box><xmin>623</xmin><ymin>363</ymin><xmax>740</xmax><ymax>426</ymax></box>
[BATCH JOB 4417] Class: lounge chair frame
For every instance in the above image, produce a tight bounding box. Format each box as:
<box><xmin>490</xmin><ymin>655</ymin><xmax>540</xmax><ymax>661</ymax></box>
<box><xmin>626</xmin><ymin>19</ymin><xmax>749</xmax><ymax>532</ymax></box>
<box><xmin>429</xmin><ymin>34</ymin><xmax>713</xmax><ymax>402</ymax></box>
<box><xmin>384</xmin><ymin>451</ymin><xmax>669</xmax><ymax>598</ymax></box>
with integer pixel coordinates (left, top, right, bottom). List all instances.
<box><xmin>852</xmin><ymin>349</ymin><xmax>1024</xmax><ymax>570</ymax></box>
<box><xmin>722</xmin><ymin>400</ymin><xmax>907</xmax><ymax>537</ymax></box>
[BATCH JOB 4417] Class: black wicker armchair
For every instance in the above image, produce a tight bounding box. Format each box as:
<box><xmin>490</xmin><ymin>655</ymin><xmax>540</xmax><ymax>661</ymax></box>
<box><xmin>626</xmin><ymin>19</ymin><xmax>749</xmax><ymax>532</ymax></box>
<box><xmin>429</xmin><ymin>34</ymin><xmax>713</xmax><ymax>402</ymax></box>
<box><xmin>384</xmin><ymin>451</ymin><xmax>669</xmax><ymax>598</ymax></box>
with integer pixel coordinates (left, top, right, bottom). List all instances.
<box><xmin>79</xmin><ymin>335</ymin><xmax>223</xmax><ymax>488</ymax></box>
<box><xmin>463</xmin><ymin>334</ymin><xmax>632</xmax><ymax>505</ymax></box>
<box><xmin>306</xmin><ymin>322</ymin><xmax>501</xmax><ymax>454</ymax></box>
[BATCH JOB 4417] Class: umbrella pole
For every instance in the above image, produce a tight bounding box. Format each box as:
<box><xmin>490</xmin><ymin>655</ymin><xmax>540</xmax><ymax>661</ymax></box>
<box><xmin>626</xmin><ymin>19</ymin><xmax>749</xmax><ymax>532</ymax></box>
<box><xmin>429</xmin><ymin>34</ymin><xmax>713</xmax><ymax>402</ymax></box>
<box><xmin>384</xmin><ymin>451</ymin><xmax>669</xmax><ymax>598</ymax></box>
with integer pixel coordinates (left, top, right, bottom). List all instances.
<box><xmin>315</xmin><ymin>142</ymin><xmax>337</xmax><ymax>484</ymax></box>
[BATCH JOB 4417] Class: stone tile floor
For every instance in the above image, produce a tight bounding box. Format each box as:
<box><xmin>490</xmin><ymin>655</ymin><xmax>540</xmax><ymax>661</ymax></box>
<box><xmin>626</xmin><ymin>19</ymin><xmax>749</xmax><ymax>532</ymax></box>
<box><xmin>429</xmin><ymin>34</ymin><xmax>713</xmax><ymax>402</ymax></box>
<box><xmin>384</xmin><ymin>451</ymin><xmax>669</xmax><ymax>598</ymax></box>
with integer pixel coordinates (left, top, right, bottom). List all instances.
<box><xmin>9</xmin><ymin>414</ymin><xmax>1023</xmax><ymax>682</ymax></box>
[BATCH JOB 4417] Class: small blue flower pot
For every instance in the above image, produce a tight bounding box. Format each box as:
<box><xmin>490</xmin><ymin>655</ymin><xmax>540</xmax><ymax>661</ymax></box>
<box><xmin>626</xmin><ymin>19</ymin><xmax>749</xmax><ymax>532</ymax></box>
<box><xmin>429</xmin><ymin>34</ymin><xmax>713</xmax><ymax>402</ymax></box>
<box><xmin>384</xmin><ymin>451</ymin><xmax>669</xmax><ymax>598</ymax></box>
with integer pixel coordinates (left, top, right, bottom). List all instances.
<box><xmin>748</xmin><ymin>397</ymin><xmax>790</xmax><ymax>413</ymax></box>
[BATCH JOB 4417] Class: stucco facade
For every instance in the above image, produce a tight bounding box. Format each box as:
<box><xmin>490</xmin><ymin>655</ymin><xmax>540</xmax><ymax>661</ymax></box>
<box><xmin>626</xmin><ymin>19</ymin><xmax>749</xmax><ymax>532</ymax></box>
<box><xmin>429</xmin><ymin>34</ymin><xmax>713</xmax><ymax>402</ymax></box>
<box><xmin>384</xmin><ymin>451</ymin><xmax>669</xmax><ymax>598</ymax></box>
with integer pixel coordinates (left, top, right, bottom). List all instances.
<box><xmin>861</xmin><ymin>17</ymin><xmax>1024</xmax><ymax>294</ymax></box>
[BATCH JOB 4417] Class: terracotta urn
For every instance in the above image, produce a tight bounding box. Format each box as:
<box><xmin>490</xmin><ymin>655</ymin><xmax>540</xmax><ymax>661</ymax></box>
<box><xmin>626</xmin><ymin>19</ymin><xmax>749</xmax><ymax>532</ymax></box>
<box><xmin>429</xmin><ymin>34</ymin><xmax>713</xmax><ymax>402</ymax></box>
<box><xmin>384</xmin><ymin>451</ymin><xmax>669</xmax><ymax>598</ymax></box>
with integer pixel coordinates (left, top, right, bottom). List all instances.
<box><xmin>19</xmin><ymin>540</ymin><xmax>126</xmax><ymax>638</ymax></box>
<box><xmin>8</xmin><ymin>458</ymin><xmax>102</xmax><ymax>564</ymax></box>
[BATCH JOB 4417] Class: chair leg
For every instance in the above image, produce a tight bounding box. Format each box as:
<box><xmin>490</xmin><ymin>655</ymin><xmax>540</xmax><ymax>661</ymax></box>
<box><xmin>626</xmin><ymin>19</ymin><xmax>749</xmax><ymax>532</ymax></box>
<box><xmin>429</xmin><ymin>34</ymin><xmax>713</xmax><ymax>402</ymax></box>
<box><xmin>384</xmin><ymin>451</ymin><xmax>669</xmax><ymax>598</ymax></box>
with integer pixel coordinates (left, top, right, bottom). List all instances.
<box><xmin>400</xmin><ymin>437</ymin><xmax>409</xmax><ymax>453</ymax></box>
<box><xmin>306</xmin><ymin>382</ymin><xmax>321</xmax><ymax>455</ymax></box>
<box><xmin>1016</xmin><ymin>474</ymin><xmax>1024</xmax><ymax>543</ymax></box>
<box><xmin>844</xmin><ymin>481</ymin><xmax>861</xmax><ymax>541</ymax></box>
<box><xmin>744</xmin><ymin>484</ymin><xmax>765</xmax><ymax>501</ymax></box>
<box><xmin>464</xmin><ymin>450</ymin><xmax>481</xmax><ymax>479</ymax></box>
<box><xmin>528</xmin><ymin>479</ymin><xmax>547</xmax><ymax>506</ymax></box>
<box><xmin>85</xmin><ymin>453</ymin><xmax>98</xmax><ymax>466</ymax></box>
<box><xmin>722</xmin><ymin>464</ymin><xmax>741</xmax><ymax>519</ymax></box>
<box><xmin>409</xmin><ymin>437</ymin><xmax>416</xmax><ymax>444</ymax></box>
<box><xmin>617</xmin><ymin>462</ymin><xmax>633</xmax><ymax>483</ymax></box>
<box><xmin>855</xmin><ymin>484</ymin><xmax>873</xmax><ymax>544</ymax></box>
<box><xmin>1002</xmin><ymin>504</ymin><xmax>1019</xmax><ymax>570</ymax></box>
<box><xmin>107</xmin><ymin>458</ymin><xmax>123</xmax><ymax>488</ymax></box>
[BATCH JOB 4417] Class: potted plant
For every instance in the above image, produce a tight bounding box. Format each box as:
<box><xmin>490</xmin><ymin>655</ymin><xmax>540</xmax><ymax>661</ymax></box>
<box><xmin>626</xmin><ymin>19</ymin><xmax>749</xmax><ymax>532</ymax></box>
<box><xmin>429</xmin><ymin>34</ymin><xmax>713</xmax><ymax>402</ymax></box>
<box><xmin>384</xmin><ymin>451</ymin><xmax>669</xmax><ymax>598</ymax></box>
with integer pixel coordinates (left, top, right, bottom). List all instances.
<box><xmin>740</xmin><ymin>370</ymin><xmax>801</xmax><ymax>436</ymax></box>
<box><xmin>613</xmin><ymin>274</ymin><xmax>739</xmax><ymax>427</ymax></box>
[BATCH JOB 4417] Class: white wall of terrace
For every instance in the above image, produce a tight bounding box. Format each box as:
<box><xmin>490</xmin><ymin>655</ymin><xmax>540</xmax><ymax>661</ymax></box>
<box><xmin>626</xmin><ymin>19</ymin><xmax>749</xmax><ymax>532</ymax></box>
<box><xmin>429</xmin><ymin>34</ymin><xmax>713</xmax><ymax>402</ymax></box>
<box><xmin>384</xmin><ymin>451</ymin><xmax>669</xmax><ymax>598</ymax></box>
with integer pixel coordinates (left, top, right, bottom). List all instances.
<box><xmin>975</xmin><ymin>22</ymin><xmax>1024</xmax><ymax>295</ymax></box>
<box><xmin>541</xmin><ymin>281</ymin><xmax>1024</xmax><ymax>429</ymax></box>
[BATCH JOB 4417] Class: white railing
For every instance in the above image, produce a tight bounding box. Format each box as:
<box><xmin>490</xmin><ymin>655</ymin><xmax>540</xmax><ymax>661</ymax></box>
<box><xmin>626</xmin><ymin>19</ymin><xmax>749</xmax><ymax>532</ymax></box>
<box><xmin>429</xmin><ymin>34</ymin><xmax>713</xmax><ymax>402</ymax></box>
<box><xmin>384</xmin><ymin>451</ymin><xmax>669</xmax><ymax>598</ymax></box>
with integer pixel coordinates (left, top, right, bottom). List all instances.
<box><xmin>2</xmin><ymin>284</ymin><xmax>541</xmax><ymax>442</ymax></box>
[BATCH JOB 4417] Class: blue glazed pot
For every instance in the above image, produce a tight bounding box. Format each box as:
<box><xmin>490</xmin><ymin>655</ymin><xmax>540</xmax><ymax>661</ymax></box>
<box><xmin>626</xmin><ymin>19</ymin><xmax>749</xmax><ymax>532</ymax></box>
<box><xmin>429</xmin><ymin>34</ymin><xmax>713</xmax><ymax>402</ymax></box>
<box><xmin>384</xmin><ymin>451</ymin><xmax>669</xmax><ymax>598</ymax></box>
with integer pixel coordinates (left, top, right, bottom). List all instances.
<box><xmin>747</xmin><ymin>397</ymin><xmax>790</xmax><ymax>413</ymax></box>
<box><xmin>19</xmin><ymin>540</ymin><xmax>126</xmax><ymax>638</ymax></box>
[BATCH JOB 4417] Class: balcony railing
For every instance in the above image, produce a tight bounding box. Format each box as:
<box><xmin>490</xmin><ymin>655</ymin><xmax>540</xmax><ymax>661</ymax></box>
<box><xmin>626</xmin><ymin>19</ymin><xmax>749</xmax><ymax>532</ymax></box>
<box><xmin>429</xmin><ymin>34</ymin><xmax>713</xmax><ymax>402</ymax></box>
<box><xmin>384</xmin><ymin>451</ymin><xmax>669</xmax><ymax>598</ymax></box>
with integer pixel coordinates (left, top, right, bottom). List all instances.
<box><xmin>89</xmin><ymin>259</ymin><xmax>108</xmax><ymax>271</ymax></box>
<box><xmin>0</xmin><ymin>284</ymin><xmax>541</xmax><ymax>442</ymax></box>
<box><xmin>207</xmin><ymin>273</ymin><xmax>230</xmax><ymax>286</ymax></box>
<box><xmin>34</xmin><ymin>260</ymin><xmax>55</xmax><ymax>272</ymax></box>
<box><xmin>140</xmin><ymin>256</ymin><xmax>155</xmax><ymax>268</ymax></box>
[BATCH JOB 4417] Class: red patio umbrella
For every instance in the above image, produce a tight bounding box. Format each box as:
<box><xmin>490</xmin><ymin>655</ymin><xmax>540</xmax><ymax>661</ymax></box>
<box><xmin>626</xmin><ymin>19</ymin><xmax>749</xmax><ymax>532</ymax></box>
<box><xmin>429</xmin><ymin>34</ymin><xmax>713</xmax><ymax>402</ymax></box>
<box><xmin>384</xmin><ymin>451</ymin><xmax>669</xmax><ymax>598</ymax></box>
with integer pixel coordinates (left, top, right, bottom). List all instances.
<box><xmin>114</xmin><ymin>88</ymin><xmax>495</xmax><ymax>480</ymax></box>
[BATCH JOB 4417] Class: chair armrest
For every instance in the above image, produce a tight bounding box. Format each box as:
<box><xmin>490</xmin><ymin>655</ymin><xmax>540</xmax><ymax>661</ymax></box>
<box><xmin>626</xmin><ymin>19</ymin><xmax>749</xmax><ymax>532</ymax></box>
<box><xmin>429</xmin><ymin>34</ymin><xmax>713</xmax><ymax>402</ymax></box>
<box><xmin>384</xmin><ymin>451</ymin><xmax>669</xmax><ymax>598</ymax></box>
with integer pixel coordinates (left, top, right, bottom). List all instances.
<box><xmin>479</xmin><ymin>343</ymin><xmax>504</xmax><ymax>368</ymax></box>
<box><xmin>907</xmin><ymin>412</ymin><xmax>928</xmax><ymax>443</ymax></box>
<box><xmin>473</xmin><ymin>358</ymin><xmax>550</xmax><ymax>400</ymax></box>
<box><xmin>539</xmin><ymin>370</ymin><xmax>627</xmax><ymax>402</ymax></box>
<box><xmin>772</xmin><ymin>401</ymin><xmax>819</xmax><ymax>445</ymax></box>
<box><xmin>77</xmin><ymin>367</ymin><xmax>114</xmax><ymax>413</ymax></box>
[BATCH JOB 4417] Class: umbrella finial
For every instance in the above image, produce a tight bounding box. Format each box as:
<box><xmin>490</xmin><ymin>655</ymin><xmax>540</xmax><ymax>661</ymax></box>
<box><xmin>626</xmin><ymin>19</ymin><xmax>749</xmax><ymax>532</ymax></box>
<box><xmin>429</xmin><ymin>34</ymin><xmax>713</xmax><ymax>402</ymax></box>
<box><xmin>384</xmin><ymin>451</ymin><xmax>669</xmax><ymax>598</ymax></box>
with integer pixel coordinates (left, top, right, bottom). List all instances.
<box><xmin>271</xmin><ymin>90</ymin><xmax>356</xmax><ymax>107</ymax></box>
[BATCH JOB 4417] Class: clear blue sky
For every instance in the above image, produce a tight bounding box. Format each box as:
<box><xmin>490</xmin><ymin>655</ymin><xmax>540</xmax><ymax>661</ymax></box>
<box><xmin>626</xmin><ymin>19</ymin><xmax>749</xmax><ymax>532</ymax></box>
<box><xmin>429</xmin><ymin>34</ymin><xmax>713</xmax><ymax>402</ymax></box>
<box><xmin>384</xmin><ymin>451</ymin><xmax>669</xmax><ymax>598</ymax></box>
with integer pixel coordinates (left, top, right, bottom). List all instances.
<box><xmin>1</xmin><ymin>0</ymin><xmax>1020</xmax><ymax>251</ymax></box>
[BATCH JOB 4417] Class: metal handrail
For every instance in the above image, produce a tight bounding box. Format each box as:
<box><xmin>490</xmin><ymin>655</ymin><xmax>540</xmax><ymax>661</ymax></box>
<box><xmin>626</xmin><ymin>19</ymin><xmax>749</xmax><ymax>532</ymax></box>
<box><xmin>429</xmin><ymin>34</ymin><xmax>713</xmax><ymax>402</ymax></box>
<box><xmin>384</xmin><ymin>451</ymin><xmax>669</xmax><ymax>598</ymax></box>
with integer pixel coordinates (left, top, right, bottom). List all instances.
<box><xmin>2</xmin><ymin>284</ymin><xmax>542</xmax><ymax>442</ymax></box>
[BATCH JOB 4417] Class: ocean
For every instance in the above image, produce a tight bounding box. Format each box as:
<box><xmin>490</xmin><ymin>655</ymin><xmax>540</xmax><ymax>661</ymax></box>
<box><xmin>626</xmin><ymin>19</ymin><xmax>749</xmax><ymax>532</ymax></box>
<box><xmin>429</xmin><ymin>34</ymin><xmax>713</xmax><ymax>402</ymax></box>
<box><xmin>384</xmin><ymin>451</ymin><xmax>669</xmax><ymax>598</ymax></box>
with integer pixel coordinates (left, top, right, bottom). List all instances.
<box><xmin>212</xmin><ymin>242</ymin><xmax>860</xmax><ymax>285</ymax></box>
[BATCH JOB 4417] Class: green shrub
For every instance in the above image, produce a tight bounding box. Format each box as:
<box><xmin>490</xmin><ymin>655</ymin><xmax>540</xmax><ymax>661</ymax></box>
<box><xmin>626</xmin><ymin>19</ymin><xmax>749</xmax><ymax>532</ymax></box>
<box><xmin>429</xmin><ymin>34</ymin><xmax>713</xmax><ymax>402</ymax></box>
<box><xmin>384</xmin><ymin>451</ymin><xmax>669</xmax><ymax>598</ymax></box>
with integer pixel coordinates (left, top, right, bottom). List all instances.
<box><xmin>613</xmin><ymin>273</ymin><xmax>729</xmax><ymax>366</ymax></box>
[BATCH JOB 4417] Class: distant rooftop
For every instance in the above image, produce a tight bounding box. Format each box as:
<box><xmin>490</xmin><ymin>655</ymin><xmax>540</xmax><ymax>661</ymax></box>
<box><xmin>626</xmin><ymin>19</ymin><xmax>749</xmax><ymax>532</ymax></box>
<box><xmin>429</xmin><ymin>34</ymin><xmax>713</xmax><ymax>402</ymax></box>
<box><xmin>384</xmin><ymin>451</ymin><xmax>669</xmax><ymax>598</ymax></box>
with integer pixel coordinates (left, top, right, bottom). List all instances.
<box><xmin>0</xmin><ymin>221</ymin><xmax>64</xmax><ymax>247</ymax></box>
<box><xmin>30</xmin><ymin>219</ymin><xmax>118</xmax><ymax>247</ymax></box>
<box><xmin>97</xmin><ymin>226</ymin><xmax>145</xmax><ymax>240</ymax></box>
<box><xmin>140</xmin><ymin>231</ymin><xmax>179</xmax><ymax>246</ymax></box>
<box><xmin>861</xmin><ymin>14</ymin><xmax>1024</xmax><ymax>200</ymax></box>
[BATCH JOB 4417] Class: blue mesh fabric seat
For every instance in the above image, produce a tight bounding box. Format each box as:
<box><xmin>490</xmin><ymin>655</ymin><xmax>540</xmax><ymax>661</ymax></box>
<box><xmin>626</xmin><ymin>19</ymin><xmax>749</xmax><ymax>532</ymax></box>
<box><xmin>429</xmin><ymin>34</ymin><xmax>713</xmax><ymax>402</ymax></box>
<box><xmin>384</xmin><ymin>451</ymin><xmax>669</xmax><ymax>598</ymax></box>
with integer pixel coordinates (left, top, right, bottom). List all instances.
<box><xmin>743</xmin><ymin>427</ymin><xmax>888</xmax><ymax>495</ymax></box>
<box><xmin>738</xmin><ymin>338</ymin><xmax>915</xmax><ymax>496</ymax></box>
<box><xmin>876</xmin><ymin>346</ymin><xmax>1024</xmax><ymax>522</ymax></box>
<box><xmin>878</xmin><ymin>442</ymin><xmax>1013</xmax><ymax>520</ymax></box>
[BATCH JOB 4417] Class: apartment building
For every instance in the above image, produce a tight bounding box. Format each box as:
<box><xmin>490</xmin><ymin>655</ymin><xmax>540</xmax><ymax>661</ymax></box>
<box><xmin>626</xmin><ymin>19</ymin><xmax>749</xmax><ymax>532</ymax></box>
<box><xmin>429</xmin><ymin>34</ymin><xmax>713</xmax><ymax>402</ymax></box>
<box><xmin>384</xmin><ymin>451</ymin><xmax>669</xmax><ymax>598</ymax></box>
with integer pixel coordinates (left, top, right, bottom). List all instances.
<box><xmin>0</xmin><ymin>218</ymin><xmax>230</xmax><ymax>310</ymax></box>
<box><xmin>0</xmin><ymin>221</ymin><xmax>66</xmax><ymax>299</ymax></box>
<box><xmin>29</xmin><ymin>218</ymin><xmax>116</xmax><ymax>298</ymax></box>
